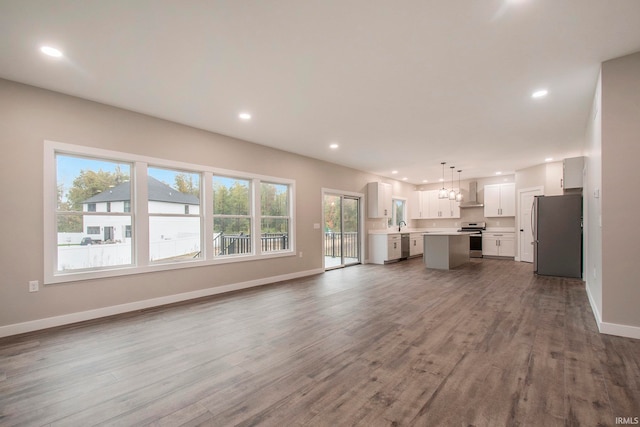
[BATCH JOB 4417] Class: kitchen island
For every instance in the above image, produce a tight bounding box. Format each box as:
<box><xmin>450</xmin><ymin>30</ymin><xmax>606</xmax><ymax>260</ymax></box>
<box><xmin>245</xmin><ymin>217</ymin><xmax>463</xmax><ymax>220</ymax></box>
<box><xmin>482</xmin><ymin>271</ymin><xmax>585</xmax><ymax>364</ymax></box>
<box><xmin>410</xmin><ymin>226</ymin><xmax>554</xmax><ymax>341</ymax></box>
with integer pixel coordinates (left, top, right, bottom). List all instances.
<box><xmin>423</xmin><ymin>232</ymin><xmax>474</xmax><ymax>270</ymax></box>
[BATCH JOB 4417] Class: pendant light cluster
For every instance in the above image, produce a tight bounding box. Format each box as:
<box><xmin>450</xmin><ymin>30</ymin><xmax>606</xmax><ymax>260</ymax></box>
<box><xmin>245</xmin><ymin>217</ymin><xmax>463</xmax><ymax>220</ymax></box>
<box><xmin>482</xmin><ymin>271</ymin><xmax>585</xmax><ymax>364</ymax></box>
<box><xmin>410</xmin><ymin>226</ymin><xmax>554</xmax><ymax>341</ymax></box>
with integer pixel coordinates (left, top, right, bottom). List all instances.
<box><xmin>437</xmin><ymin>162</ymin><xmax>463</xmax><ymax>202</ymax></box>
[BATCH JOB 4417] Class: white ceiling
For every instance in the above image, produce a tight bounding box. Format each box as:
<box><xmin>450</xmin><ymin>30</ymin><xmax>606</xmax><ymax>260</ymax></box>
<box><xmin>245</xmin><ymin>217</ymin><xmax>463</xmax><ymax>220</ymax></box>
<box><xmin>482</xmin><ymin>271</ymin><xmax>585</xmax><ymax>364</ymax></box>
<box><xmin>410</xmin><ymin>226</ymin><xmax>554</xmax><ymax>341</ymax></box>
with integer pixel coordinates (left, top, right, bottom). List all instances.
<box><xmin>2</xmin><ymin>1</ymin><xmax>640</xmax><ymax>184</ymax></box>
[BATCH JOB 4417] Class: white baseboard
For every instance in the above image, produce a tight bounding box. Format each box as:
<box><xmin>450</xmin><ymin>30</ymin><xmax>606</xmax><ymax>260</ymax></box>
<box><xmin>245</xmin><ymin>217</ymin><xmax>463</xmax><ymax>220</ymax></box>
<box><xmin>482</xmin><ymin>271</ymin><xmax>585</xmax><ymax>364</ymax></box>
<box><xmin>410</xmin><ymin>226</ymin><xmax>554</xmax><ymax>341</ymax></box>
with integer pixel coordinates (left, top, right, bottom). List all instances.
<box><xmin>599</xmin><ymin>322</ymin><xmax>640</xmax><ymax>340</ymax></box>
<box><xmin>585</xmin><ymin>281</ymin><xmax>640</xmax><ymax>340</ymax></box>
<box><xmin>0</xmin><ymin>268</ymin><xmax>324</xmax><ymax>338</ymax></box>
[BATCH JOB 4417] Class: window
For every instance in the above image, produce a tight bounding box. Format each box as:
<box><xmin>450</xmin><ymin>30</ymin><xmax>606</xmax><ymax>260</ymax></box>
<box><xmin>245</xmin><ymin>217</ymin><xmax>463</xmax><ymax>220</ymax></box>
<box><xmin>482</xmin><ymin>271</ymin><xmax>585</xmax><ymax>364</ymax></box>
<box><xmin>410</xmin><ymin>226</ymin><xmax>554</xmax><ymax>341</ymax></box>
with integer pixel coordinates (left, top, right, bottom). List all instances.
<box><xmin>147</xmin><ymin>167</ymin><xmax>201</xmax><ymax>263</ymax></box>
<box><xmin>87</xmin><ymin>226</ymin><xmax>100</xmax><ymax>235</ymax></box>
<box><xmin>55</xmin><ymin>153</ymin><xmax>133</xmax><ymax>272</ymax></box>
<box><xmin>260</xmin><ymin>182</ymin><xmax>290</xmax><ymax>253</ymax></box>
<box><xmin>390</xmin><ymin>198</ymin><xmax>406</xmax><ymax>228</ymax></box>
<box><xmin>213</xmin><ymin>176</ymin><xmax>252</xmax><ymax>256</ymax></box>
<box><xmin>45</xmin><ymin>141</ymin><xmax>295</xmax><ymax>284</ymax></box>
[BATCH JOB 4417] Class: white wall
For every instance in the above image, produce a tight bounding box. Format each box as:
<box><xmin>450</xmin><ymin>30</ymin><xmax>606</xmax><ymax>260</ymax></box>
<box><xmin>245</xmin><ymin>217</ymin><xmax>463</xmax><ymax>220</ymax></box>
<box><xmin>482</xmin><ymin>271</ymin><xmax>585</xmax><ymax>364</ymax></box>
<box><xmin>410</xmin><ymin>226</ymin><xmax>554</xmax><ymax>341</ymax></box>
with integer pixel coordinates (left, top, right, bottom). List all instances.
<box><xmin>599</xmin><ymin>51</ymin><xmax>640</xmax><ymax>334</ymax></box>
<box><xmin>0</xmin><ymin>78</ymin><xmax>417</xmax><ymax>333</ymax></box>
<box><xmin>584</xmin><ymin>72</ymin><xmax>603</xmax><ymax>321</ymax></box>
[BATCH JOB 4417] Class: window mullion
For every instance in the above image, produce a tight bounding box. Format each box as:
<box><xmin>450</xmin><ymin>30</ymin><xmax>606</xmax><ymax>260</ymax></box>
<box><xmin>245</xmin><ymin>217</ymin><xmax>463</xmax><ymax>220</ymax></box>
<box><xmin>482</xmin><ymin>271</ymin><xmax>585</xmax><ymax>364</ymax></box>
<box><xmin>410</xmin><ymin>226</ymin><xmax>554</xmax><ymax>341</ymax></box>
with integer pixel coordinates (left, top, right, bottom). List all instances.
<box><xmin>134</xmin><ymin>162</ymin><xmax>149</xmax><ymax>267</ymax></box>
<box><xmin>253</xmin><ymin>178</ymin><xmax>261</xmax><ymax>256</ymax></box>
<box><xmin>203</xmin><ymin>171</ymin><xmax>213</xmax><ymax>260</ymax></box>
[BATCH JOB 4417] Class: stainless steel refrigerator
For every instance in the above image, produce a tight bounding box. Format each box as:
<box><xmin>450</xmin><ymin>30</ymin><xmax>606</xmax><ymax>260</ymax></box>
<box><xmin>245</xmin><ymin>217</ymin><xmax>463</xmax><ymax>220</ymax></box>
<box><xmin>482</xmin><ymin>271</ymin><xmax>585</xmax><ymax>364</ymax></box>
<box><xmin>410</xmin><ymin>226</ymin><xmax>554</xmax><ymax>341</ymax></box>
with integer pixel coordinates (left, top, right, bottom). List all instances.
<box><xmin>533</xmin><ymin>194</ymin><xmax>582</xmax><ymax>278</ymax></box>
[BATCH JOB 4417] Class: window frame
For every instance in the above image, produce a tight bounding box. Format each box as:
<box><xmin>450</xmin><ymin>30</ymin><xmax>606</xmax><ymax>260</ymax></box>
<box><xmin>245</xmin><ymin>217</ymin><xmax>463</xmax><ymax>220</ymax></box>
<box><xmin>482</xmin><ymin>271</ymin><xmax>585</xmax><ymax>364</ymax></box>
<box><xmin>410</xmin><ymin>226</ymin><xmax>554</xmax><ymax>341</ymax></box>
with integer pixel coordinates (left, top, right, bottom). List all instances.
<box><xmin>212</xmin><ymin>174</ymin><xmax>254</xmax><ymax>259</ymax></box>
<box><xmin>44</xmin><ymin>140</ymin><xmax>296</xmax><ymax>285</ymax></box>
<box><xmin>390</xmin><ymin>197</ymin><xmax>407</xmax><ymax>228</ymax></box>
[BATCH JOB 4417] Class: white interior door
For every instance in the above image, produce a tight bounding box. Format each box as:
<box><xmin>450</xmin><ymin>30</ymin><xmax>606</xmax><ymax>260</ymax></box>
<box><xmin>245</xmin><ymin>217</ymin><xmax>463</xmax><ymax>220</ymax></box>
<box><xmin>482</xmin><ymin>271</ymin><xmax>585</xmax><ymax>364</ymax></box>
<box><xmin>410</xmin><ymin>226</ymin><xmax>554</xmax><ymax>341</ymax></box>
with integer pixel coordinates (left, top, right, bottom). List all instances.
<box><xmin>518</xmin><ymin>187</ymin><xmax>543</xmax><ymax>263</ymax></box>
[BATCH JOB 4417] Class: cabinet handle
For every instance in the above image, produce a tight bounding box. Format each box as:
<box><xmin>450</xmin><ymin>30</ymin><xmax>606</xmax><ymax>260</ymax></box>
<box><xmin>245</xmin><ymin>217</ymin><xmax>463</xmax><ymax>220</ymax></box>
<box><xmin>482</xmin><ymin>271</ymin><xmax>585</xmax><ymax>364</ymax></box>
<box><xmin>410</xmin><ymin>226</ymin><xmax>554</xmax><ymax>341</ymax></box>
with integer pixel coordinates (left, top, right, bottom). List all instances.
<box><xmin>394</xmin><ymin>242</ymin><xmax>397</xmax><ymax>249</ymax></box>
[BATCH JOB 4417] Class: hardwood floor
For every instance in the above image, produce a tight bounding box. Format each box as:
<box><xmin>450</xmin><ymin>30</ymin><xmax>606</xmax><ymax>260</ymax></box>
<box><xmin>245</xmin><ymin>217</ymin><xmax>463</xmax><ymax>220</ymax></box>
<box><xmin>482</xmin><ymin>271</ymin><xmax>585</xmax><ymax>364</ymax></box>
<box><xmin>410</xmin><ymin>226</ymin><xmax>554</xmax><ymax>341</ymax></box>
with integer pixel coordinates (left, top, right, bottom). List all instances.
<box><xmin>1</xmin><ymin>258</ymin><xmax>638</xmax><ymax>426</ymax></box>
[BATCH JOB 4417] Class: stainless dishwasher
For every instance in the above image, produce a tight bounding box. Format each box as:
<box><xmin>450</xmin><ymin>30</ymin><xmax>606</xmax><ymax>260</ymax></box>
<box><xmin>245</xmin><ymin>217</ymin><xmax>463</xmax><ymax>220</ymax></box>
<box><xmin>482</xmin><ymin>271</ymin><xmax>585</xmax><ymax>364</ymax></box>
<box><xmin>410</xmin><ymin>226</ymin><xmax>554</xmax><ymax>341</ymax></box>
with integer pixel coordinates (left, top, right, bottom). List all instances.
<box><xmin>401</xmin><ymin>233</ymin><xmax>410</xmax><ymax>260</ymax></box>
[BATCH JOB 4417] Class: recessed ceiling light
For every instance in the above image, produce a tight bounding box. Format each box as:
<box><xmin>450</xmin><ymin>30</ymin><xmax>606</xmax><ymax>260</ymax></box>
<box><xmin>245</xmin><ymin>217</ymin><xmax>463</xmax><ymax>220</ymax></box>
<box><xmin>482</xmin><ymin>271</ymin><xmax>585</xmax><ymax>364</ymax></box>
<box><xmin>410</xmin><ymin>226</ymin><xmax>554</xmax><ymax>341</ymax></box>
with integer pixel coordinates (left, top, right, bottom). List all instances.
<box><xmin>422</xmin><ymin>180</ymin><xmax>428</xmax><ymax>183</ymax></box>
<box><xmin>40</xmin><ymin>46</ymin><xmax>63</xmax><ymax>58</ymax></box>
<box><xmin>496</xmin><ymin>171</ymin><xmax>503</xmax><ymax>175</ymax></box>
<box><xmin>238</xmin><ymin>112</ymin><xmax>251</xmax><ymax>120</ymax></box>
<box><xmin>532</xmin><ymin>89</ymin><xmax>548</xmax><ymax>99</ymax></box>
<box><xmin>391</xmin><ymin>170</ymin><xmax>398</xmax><ymax>174</ymax></box>
<box><xmin>329</xmin><ymin>143</ymin><xmax>339</xmax><ymax>149</ymax></box>
<box><xmin>439</xmin><ymin>178</ymin><xmax>444</xmax><ymax>182</ymax></box>
<box><xmin>545</xmin><ymin>157</ymin><xmax>553</xmax><ymax>162</ymax></box>
<box><xmin>402</xmin><ymin>177</ymin><xmax>408</xmax><ymax>181</ymax></box>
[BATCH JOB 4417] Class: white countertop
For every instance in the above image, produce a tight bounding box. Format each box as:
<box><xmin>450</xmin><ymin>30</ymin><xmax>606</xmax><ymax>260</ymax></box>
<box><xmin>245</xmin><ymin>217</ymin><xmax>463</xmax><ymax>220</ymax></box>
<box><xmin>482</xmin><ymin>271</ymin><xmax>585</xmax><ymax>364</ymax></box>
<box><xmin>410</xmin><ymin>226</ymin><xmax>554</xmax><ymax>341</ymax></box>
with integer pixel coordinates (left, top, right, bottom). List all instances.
<box><xmin>423</xmin><ymin>231</ymin><xmax>477</xmax><ymax>236</ymax></box>
<box><xmin>368</xmin><ymin>228</ymin><xmax>455</xmax><ymax>235</ymax></box>
<box><xmin>484</xmin><ymin>227</ymin><xmax>516</xmax><ymax>233</ymax></box>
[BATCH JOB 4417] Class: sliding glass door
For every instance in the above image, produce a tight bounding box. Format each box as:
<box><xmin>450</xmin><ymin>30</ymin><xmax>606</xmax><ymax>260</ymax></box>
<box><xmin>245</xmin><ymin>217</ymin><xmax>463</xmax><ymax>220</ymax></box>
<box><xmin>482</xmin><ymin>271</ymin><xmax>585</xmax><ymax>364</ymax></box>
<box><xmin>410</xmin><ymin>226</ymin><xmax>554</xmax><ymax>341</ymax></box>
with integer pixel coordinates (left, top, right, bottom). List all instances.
<box><xmin>323</xmin><ymin>193</ymin><xmax>360</xmax><ymax>269</ymax></box>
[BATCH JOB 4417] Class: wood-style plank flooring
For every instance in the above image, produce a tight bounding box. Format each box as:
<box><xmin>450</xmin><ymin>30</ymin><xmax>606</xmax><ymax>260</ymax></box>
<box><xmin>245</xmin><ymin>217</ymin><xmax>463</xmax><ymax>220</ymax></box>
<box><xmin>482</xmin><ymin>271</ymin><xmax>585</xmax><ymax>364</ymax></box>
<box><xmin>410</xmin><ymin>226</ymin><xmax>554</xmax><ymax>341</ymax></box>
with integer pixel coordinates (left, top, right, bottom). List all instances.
<box><xmin>1</xmin><ymin>258</ymin><xmax>639</xmax><ymax>426</ymax></box>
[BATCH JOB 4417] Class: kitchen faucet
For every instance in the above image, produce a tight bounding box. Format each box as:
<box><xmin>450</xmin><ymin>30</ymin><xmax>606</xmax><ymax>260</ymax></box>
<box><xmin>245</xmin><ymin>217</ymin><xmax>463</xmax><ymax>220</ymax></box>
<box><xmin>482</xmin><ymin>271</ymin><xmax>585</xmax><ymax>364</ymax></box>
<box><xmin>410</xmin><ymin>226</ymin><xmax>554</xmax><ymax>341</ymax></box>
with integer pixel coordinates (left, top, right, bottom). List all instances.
<box><xmin>398</xmin><ymin>221</ymin><xmax>407</xmax><ymax>231</ymax></box>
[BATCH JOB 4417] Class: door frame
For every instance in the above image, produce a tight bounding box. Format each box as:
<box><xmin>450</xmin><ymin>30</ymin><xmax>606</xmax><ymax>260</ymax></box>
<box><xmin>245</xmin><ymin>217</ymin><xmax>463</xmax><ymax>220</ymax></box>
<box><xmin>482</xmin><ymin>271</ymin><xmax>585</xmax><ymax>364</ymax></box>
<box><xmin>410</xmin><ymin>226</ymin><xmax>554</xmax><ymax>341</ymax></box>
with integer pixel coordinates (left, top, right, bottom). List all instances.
<box><xmin>321</xmin><ymin>188</ymin><xmax>365</xmax><ymax>270</ymax></box>
<box><xmin>517</xmin><ymin>186</ymin><xmax>543</xmax><ymax>262</ymax></box>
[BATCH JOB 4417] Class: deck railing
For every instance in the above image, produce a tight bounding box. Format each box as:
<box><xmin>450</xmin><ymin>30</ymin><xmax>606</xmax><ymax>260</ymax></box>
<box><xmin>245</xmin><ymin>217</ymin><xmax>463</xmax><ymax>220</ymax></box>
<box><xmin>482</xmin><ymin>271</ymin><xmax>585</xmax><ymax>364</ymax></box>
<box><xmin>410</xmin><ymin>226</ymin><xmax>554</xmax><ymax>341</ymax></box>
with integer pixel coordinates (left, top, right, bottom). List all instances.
<box><xmin>213</xmin><ymin>233</ymin><xmax>289</xmax><ymax>255</ymax></box>
<box><xmin>213</xmin><ymin>231</ymin><xmax>358</xmax><ymax>258</ymax></box>
<box><xmin>324</xmin><ymin>231</ymin><xmax>359</xmax><ymax>259</ymax></box>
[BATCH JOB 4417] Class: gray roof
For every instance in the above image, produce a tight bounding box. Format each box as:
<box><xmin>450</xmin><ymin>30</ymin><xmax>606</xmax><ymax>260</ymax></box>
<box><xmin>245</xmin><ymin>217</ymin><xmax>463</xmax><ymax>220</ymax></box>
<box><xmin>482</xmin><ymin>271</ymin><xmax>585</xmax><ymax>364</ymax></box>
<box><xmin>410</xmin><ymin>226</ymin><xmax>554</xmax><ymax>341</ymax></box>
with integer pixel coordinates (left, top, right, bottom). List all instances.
<box><xmin>83</xmin><ymin>176</ymin><xmax>199</xmax><ymax>205</ymax></box>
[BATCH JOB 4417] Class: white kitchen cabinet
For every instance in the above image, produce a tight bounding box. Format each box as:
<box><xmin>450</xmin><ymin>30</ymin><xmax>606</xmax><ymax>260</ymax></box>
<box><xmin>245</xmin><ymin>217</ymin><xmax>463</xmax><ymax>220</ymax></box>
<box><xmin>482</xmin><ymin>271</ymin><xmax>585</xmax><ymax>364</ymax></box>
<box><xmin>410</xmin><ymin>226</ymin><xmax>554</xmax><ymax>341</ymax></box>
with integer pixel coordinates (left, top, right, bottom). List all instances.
<box><xmin>387</xmin><ymin>235</ymin><xmax>402</xmax><ymax>260</ymax></box>
<box><xmin>563</xmin><ymin>156</ymin><xmax>584</xmax><ymax>189</ymax></box>
<box><xmin>368</xmin><ymin>234</ymin><xmax>402</xmax><ymax>264</ymax></box>
<box><xmin>409</xmin><ymin>232</ymin><xmax>424</xmax><ymax>257</ymax></box>
<box><xmin>367</xmin><ymin>182</ymin><xmax>392</xmax><ymax>218</ymax></box>
<box><xmin>482</xmin><ymin>232</ymin><xmax>515</xmax><ymax>257</ymax></box>
<box><xmin>484</xmin><ymin>183</ymin><xmax>515</xmax><ymax>217</ymax></box>
<box><xmin>409</xmin><ymin>191</ymin><xmax>428</xmax><ymax>219</ymax></box>
<box><xmin>424</xmin><ymin>190</ymin><xmax>460</xmax><ymax>219</ymax></box>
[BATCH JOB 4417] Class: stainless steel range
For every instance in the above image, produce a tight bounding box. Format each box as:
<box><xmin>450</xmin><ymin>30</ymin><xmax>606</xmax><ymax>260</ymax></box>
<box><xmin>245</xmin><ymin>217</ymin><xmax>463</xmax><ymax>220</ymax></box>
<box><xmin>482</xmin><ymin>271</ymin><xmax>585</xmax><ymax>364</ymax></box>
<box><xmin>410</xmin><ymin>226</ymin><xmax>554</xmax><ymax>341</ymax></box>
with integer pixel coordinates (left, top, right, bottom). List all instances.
<box><xmin>458</xmin><ymin>221</ymin><xmax>486</xmax><ymax>258</ymax></box>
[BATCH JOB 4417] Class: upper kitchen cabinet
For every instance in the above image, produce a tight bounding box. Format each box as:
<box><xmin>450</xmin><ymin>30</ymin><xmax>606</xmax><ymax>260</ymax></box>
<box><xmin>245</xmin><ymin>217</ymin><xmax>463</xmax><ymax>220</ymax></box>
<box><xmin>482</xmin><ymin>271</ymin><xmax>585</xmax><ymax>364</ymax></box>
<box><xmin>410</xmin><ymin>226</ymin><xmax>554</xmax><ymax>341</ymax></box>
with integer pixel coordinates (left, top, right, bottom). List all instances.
<box><xmin>424</xmin><ymin>190</ymin><xmax>460</xmax><ymax>219</ymax></box>
<box><xmin>563</xmin><ymin>156</ymin><xmax>584</xmax><ymax>189</ymax></box>
<box><xmin>484</xmin><ymin>183</ymin><xmax>515</xmax><ymax>217</ymax></box>
<box><xmin>410</xmin><ymin>190</ymin><xmax>428</xmax><ymax>219</ymax></box>
<box><xmin>367</xmin><ymin>182</ymin><xmax>393</xmax><ymax>218</ymax></box>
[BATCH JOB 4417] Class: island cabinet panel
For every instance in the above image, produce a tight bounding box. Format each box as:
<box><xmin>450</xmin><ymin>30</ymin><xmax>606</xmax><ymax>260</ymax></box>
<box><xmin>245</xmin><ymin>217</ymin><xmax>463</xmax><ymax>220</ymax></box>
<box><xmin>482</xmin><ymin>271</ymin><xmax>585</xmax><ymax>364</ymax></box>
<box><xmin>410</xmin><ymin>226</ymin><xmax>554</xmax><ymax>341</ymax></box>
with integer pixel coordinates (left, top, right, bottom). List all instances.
<box><xmin>484</xmin><ymin>183</ymin><xmax>515</xmax><ymax>217</ymax></box>
<box><xmin>423</xmin><ymin>233</ymin><xmax>470</xmax><ymax>269</ymax></box>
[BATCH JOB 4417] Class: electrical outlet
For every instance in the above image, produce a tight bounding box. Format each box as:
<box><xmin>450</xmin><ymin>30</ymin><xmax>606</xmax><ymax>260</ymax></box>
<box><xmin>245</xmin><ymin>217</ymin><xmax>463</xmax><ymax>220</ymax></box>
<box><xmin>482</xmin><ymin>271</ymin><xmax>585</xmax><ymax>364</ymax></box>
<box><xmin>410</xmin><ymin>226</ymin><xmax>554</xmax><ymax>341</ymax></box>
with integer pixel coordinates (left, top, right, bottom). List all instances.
<box><xmin>29</xmin><ymin>280</ymin><xmax>39</xmax><ymax>292</ymax></box>
<box><xmin>299</xmin><ymin>251</ymin><xmax>303</xmax><ymax>258</ymax></box>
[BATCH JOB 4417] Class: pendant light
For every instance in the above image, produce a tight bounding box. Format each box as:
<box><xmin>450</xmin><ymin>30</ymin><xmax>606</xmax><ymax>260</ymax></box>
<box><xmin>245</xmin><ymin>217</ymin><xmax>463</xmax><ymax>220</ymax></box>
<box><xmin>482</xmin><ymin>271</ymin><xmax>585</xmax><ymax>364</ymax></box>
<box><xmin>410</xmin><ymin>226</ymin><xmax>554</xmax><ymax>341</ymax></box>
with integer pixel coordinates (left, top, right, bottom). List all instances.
<box><xmin>438</xmin><ymin>162</ymin><xmax>448</xmax><ymax>199</ymax></box>
<box><xmin>456</xmin><ymin>170</ymin><xmax>463</xmax><ymax>202</ymax></box>
<box><xmin>448</xmin><ymin>166</ymin><xmax>456</xmax><ymax>200</ymax></box>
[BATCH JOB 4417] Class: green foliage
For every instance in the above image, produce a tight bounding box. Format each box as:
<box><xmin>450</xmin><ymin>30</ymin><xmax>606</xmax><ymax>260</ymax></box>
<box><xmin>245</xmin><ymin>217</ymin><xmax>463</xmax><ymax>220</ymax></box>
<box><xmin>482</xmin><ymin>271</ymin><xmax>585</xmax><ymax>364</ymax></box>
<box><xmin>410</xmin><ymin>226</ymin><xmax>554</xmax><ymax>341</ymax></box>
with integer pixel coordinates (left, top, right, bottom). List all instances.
<box><xmin>324</xmin><ymin>196</ymin><xmax>358</xmax><ymax>232</ymax></box>
<box><xmin>64</xmin><ymin>167</ymin><xmax>129</xmax><ymax>211</ymax></box>
<box><xmin>174</xmin><ymin>173</ymin><xmax>199</xmax><ymax>197</ymax></box>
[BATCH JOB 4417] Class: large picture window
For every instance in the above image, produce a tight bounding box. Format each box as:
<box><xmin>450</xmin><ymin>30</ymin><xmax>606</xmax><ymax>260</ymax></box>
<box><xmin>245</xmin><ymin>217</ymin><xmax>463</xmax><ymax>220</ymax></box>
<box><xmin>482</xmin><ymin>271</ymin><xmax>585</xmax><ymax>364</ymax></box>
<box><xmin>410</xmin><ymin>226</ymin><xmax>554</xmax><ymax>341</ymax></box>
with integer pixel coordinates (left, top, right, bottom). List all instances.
<box><xmin>45</xmin><ymin>141</ymin><xmax>295</xmax><ymax>283</ymax></box>
<box><xmin>55</xmin><ymin>154</ymin><xmax>133</xmax><ymax>272</ymax></box>
<box><xmin>147</xmin><ymin>167</ymin><xmax>202</xmax><ymax>262</ymax></box>
<box><xmin>260</xmin><ymin>182</ymin><xmax>291</xmax><ymax>253</ymax></box>
<box><xmin>213</xmin><ymin>176</ymin><xmax>252</xmax><ymax>256</ymax></box>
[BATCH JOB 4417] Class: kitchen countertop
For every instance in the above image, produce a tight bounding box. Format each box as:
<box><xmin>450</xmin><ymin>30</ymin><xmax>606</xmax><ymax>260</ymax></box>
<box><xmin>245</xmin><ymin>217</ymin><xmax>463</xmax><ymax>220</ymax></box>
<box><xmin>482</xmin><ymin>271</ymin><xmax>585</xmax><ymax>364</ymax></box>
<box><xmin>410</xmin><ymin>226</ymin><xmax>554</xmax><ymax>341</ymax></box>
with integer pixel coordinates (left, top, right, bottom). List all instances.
<box><xmin>422</xmin><ymin>231</ymin><xmax>478</xmax><ymax>236</ymax></box>
<box><xmin>368</xmin><ymin>228</ymin><xmax>455</xmax><ymax>235</ymax></box>
<box><xmin>484</xmin><ymin>227</ymin><xmax>516</xmax><ymax>233</ymax></box>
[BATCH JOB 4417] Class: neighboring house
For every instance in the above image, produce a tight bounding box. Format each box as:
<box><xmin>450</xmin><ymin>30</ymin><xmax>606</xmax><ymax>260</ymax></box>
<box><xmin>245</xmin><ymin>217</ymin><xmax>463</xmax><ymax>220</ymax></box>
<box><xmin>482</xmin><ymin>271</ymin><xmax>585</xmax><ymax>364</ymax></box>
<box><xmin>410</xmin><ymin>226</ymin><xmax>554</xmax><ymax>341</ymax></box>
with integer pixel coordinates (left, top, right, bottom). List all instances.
<box><xmin>82</xmin><ymin>176</ymin><xmax>200</xmax><ymax>245</ymax></box>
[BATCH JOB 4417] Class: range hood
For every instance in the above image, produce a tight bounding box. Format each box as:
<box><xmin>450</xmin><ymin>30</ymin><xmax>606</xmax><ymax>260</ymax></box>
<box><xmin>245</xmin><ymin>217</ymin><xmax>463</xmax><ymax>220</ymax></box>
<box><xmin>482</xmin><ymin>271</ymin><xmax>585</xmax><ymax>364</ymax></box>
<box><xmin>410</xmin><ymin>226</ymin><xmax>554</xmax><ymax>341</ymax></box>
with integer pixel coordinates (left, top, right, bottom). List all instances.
<box><xmin>459</xmin><ymin>181</ymin><xmax>484</xmax><ymax>208</ymax></box>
